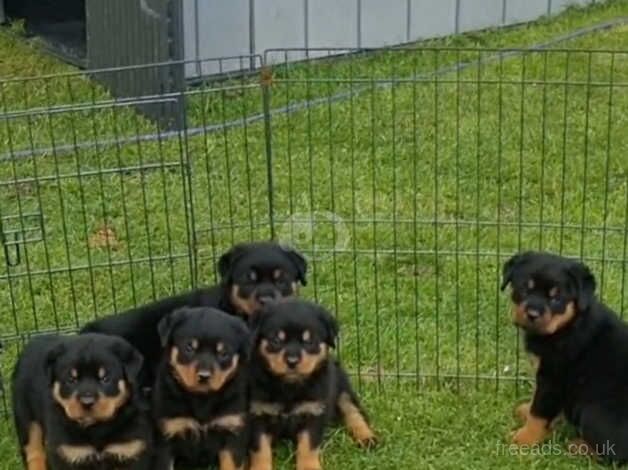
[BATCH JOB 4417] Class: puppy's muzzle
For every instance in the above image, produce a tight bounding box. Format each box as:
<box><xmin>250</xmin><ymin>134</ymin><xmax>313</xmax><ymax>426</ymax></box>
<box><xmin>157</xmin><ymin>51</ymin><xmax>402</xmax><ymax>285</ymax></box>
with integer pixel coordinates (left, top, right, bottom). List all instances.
<box><xmin>196</xmin><ymin>369</ymin><xmax>212</xmax><ymax>384</ymax></box>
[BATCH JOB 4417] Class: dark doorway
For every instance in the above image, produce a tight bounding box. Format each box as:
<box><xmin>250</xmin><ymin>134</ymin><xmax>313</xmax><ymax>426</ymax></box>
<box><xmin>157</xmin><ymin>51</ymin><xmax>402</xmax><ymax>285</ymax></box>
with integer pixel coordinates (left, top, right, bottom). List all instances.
<box><xmin>4</xmin><ymin>0</ymin><xmax>86</xmax><ymax>66</ymax></box>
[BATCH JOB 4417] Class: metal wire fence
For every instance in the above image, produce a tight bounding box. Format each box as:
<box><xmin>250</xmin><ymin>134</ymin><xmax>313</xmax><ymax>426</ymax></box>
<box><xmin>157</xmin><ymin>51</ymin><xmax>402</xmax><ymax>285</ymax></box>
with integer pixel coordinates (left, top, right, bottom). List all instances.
<box><xmin>0</xmin><ymin>47</ymin><xmax>627</xmax><ymax>417</ymax></box>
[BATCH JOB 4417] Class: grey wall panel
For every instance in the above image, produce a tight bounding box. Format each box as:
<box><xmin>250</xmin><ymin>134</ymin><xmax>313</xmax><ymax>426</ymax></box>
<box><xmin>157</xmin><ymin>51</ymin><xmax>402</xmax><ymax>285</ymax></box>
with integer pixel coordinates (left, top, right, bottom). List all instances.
<box><xmin>183</xmin><ymin>1</ymin><xmax>199</xmax><ymax>80</ymax></box>
<box><xmin>409</xmin><ymin>0</ymin><xmax>456</xmax><ymax>40</ymax></box>
<box><xmin>360</xmin><ymin>0</ymin><xmax>408</xmax><ymax>46</ymax></box>
<box><xmin>457</xmin><ymin>0</ymin><xmax>504</xmax><ymax>32</ymax></box>
<box><xmin>184</xmin><ymin>0</ymin><xmax>251</xmax><ymax>78</ymax></box>
<box><xmin>0</xmin><ymin>0</ymin><xmax>5</xmax><ymax>24</ymax></box>
<box><xmin>505</xmin><ymin>0</ymin><xmax>550</xmax><ymax>24</ymax></box>
<box><xmin>308</xmin><ymin>0</ymin><xmax>358</xmax><ymax>49</ymax></box>
<box><xmin>255</xmin><ymin>0</ymin><xmax>306</xmax><ymax>63</ymax></box>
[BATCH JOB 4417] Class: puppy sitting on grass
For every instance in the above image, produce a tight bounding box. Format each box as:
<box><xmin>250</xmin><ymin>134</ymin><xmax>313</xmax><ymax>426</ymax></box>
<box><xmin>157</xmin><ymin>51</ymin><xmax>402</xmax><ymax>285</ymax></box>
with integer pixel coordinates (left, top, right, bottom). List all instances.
<box><xmin>12</xmin><ymin>333</ymin><xmax>156</xmax><ymax>470</ymax></box>
<box><xmin>152</xmin><ymin>306</ymin><xmax>250</xmax><ymax>470</ymax></box>
<box><xmin>503</xmin><ymin>251</ymin><xmax>628</xmax><ymax>463</ymax></box>
<box><xmin>248</xmin><ymin>299</ymin><xmax>377</xmax><ymax>470</ymax></box>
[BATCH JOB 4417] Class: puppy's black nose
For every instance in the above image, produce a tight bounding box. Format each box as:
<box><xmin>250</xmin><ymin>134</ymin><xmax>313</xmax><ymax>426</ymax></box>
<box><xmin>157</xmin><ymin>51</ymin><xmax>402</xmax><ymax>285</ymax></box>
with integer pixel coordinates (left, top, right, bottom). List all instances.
<box><xmin>78</xmin><ymin>393</ymin><xmax>96</xmax><ymax>408</ymax></box>
<box><xmin>257</xmin><ymin>293</ymin><xmax>278</xmax><ymax>306</ymax></box>
<box><xmin>285</xmin><ymin>355</ymin><xmax>300</xmax><ymax>369</ymax></box>
<box><xmin>197</xmin><ymin>370</ymin><xmax>212</xmax><ymax>383</ymax></box>
<box><xmin>526</xmin><ymin>309</ymin><xmax>542</xmax><ymax>321</ymax></box>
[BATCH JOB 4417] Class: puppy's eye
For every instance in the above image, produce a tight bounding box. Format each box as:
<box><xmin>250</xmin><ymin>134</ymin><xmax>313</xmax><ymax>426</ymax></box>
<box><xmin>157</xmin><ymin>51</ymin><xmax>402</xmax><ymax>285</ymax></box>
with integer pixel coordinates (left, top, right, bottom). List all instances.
<box><xmin>269</xmin><ymin>337</ymin><xmax>283</xmax><ymax>348</ymax></box>
<box><xmin>184</xmin><ymin>341</ymin><xmax>196</xmax><ymax>354</ymax></box>
<box><xmin>100</xmin><ymin>374</ymin><xmax>110</xmax><ymax>385</ymax></box>
<box><xmin>217</xmin><ymin>350</ymin><xmax>230</xmax><ymax>361</ymax></box>
<box><xmin>65</xmin><ymin>375</ymin><xmax>77</xmax><ymax>386</ymax></box>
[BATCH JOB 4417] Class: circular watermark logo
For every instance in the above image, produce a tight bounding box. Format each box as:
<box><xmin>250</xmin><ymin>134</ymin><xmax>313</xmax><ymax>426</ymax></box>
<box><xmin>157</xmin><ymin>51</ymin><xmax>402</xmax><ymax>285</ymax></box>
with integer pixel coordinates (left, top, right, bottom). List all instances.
<box><xmin>277</xmin><ymin>211</ymin><xmax>350</xmax><ymax>260</ymax></box>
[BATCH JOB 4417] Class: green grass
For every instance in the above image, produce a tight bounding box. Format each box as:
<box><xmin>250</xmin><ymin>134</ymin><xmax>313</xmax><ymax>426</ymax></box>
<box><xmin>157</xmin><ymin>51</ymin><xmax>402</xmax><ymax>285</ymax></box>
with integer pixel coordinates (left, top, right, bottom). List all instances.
<box><xmin>1</xmin><ymin>1</ymin><xmax>628</xmax><ymax>468</ymax></box>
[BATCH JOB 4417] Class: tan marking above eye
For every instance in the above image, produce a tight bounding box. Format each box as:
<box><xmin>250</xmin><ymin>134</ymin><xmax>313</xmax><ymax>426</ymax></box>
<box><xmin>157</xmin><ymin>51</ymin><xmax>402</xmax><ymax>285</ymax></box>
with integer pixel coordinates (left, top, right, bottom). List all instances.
<box><xmin>216</xmin><ymin>342</ymin><xmax>225</xmax><ymax>353</ymax></box>
<box><xmin>278</xmin><ymin>330</ymin><xmax>286</xmax><ymax>341</ymax></box>
<box><xmin>191</xmin><ymin>339</ymin><xmax>199</xmax><ymax>350</ymax></box>
<box><xmin>273</xmin><ymin>269</ymin><xmax>282</xmax><ymax>280</ymax></box>
<box><xmin>249</xmin><ymin>270</ymin><xmax>258</xmax><ymax>282</ymax></box>
<box><xmin>302</xmin><ymin>330</ymin><xmax>311</xmax><ymax>342</ymax></box>
<box><xmin>98</xmin><ymin>367</ymin><xmax>106</xmax><ymax>379</ymax></box>
<box><xmin>549</xmin><ymin>287</ymin><xmax>560</xmax><ymax>298</ymax></box>
<box><xmin>527</xmin><ymin>279</ymin><xmax>535</xmax><ymax>289</ymax></box>
<box><xmin>71</xmin><ymin>369</ymin><xmax>78</xmax><ymax>379</ymax></box>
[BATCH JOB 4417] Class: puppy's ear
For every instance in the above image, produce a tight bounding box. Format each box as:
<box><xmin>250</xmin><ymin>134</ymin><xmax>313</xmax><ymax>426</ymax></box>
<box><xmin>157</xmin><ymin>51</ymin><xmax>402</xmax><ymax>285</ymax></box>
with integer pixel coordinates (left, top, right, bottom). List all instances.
<box><xmin>501</xmin><ymin>251</ymin><xmax>534</xmax><ymax>291</ymax></box>
<box><xmin>315</xmin><ymin>305</ymin><xmax>339</xmax><ymax>348</ymax></box>
<box><xmin>44</xmin><ymin>341</ymin><xmax>66</xmax><ymax>384</ymax></box>
<box><xmin>110</xmin><ymin>338</ymin><xmax>144</xmax><ymax>385</ymax></box>
<box><xmin>157</xmin><ymin>308</ymin><xmax>186</xmax><ymax>348</ymax></box>
<box><xmin>567</xmin><ymin>261</ymin><xmax>596</xmax><ymax>312</ymax></box>
<box><xmin>218</xmin><ymin>244</ymin><xmax>248</xmax><ymax>281</ymax></box>
<box><xmin>281</xmin><ymin>245</ymin><xmax>308</xmax><ymax>286</ymax></box>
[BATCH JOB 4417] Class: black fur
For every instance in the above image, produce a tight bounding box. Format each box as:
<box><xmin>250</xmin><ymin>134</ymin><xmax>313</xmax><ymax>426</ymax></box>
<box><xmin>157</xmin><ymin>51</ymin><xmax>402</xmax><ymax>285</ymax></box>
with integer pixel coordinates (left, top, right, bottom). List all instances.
<box><xmin>503</xmin><ymin>251</ymin><xmax>628</xmax><ymax>462</ymax></box>
<box><xmin>12</xmin><ymin>333</ymin><xmax>158</xmax><ymax>469</ymax></box>
<box><xmin>248</xmin><ymin>300</ymin><xmax>375</xmax><ymax>468</ymax></box>
<box><xmin>80</xmin><ymin>242</ymin><xmax>307</xmax><ymax>386</ymax></box>
<box><xmin>151</xmin><ymin>307</ymin><xmax>250</xmax><ymax>469</ymax></box>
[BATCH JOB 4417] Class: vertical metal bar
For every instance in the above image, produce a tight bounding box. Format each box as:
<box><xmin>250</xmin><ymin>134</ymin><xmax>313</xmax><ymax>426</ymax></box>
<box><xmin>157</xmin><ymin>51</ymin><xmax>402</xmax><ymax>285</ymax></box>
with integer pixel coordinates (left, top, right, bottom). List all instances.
<box><xmin>559</xmin><ymin>51</ymin><xmax>570</xmax><ymax>255</ymax></box>
<box><xmin>474</xmin><ymin>50</ymin><xmax>482</xmax><ymax>391</ymax></box>
<box><xmin>349</xmin><ymin>56</ymin><xmax>363</xmax><ymax>391</ymax></box>
<box><xmin>433</xmin><ymin>50</ymin><xmax>441</xmax><ymax>390</ymax></box>
<box><xmin>199</xmin><ymin>82</ymin><xmax>219</xmax><ymax>282</ymax></box>
<box><xmin>220</xmin><ymin>60</ymin><xmax>236</xmax><ymax>246</ymax></box>
<box><xmin>455</xmin><ymin>48</ymin><xmax>461</xmax><ymax>392</ymax></box>
<box><xmin>600</xmin><ymin>52</ymin><xmax>615</xmax><ymax>301</ymax></box>
<box><xmin>517</xmin><ymin>54</ymin><xmax>526</xmax><ymax>252</ymax></box>
<box><xmin>538</xmin><ymin>50</ymin><xmax>549</xmax><ymax>250</ymax></box>
<box><xmin>406</xmin><ymin>0</ymin><xmax>412</xmax><ymax>42</ymax></box>
<box><xmin>579</xmin><ymin>52</ymin><xmax>593</xmax><ymax>261</ymax></box>
<box><xmin>412</xmin><ymin>54</ymin><xmax>421</xmax><ymax>390</ymax></box>
<box><xmin>241</xmin><ymin>66</ymin><xmax>254</xmax><ymax>240</ymax></box>
<box><xmin>455</xmin><ymin>0</ymin><xmax>461</xmax><ymax>34</ymax></box>
<box><xmin>305</xmin><ymin>62</ymin><xmax>318</xmax><ymax>300</ymax></box>
<box><xmin>495</xmin><ymin>53</ymin><xmax>504</xmax><ymax>392</ymax></box>
<box><xmin>391</xmin><ymin>57</ymin><xmax>400</xmax><ymax>386</ymax></box>
<box><xmin>326</xmin><ymin>54</ymin><xmax>341</xmax><ymax>361</ymax></box>
<box><xmin>261</xmin><ymin>66</ymin><xmax>276</xmax><ymax>240</ymax></box>
<box><xmin>285</xmin><ymin>52</ymin><xmax>295</xmax><ymax>243</ymax></box>
<box><xmin>369</xmin><ymin>70</ymin><xmax>381</xmax><ymax>390</ymax></box>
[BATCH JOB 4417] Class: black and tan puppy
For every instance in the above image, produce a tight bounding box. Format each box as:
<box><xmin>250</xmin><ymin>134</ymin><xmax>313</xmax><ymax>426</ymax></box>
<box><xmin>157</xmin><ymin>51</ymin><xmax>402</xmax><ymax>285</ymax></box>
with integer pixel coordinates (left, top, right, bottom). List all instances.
<box><xmin>152</xmin><ymin>306</ymin><xmax>250</xmax><ymax>469</ymax></box>
<box><xmin>81</xmin><ymin>242</ymin><xmax>307</xmax><ymax>383</ymax></box>
<box><xmin>502</xmin><ymin>251</ymin><xmax>628</xmax><ymax>462</ymax></box>
<box><xmin>248</xmin><ymin>300</ymin><xmax>376</xmax><ymax>470</ymax></box>
<box><xmin>12</xmin><ymin>333</ymin><xmax>156</xmax><ymax>470</ymax></box>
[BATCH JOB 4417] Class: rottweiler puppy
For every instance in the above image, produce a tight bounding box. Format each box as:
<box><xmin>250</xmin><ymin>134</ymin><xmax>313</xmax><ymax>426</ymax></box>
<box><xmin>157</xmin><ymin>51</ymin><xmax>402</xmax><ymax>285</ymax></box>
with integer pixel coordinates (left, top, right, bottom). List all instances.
<box><xmin>152</xmin><ymin>306</ymin><xmax>250</xmax><ymax>469</ymax></box>
<box><xmin>248</xmin><ymin>300</ymin><xmax>376</xmax><ymax>470</ymax></box>
<box><xmin>12</xmin><ymin>333</ymin><xmax>157</xmax><ymax>470</ymax></box>
<box><xmin>81</xmin><ymin>242</ymin><xmax>307</xmax><ymax>384</ymax></box>
<box><xmin>502</xmin><ymin>251</ymin><xmax>628</xmax><ymax>462</ymax></box>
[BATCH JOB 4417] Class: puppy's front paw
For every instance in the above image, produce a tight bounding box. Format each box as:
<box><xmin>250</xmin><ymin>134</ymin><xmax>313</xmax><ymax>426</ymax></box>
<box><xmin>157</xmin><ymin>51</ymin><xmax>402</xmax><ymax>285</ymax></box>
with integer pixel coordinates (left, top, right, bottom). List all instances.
<box><xmin>356</xmin><ymin>434</ymin><xmax>379</xmax><ymax>450</ymax></box>
<box><xmin>511</xmin><ymin>425</ymin><xmax>547</xmax><ymax>446</ymax></box>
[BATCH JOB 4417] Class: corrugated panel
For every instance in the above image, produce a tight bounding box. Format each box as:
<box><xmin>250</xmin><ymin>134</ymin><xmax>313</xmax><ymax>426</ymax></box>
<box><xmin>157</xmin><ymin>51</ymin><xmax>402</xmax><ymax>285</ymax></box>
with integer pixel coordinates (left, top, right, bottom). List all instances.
<box><xmin>360</xmin><ymin>0</ymin><xmax>408</xmax><ymax>46</ymax></box>
<box><xmin>457</xmin><ymin>0</ymin><xmax>505</xmax><ymax>32</ymax></box>
<box><xmin>86</xmin><ymin>0</ymin><xmax>184</xmax><ymax>129</ymax></box>
<box><xmin>409</xmin><ymin>0</ymin><xmax>457</xmax><ymax>41</ymax></box>
<box><xmin>183</xmin><ymin>0</ymin><xmax>250</xmax><ymax>78</ymax></box>
<box><xmin>255</xmin><ymin>0</ymin><xmax>306</xmax><ymax>63</ymax></box>
<box><xmin>307</xmin><ymin>0</ymin><xmax>359</xmax><ymax>49</ymax></box>
<box><xmin>505</xmin><ymin>0</ymin><xmax>550</xmax><ymax>24</ymax></box>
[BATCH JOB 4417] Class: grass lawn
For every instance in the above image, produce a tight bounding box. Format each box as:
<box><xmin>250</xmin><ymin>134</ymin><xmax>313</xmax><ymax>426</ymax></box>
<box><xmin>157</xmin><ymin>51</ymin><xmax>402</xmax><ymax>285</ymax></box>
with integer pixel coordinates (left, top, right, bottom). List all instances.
<box><xmin>1</xmin><ymin>1</ymin><xmax>628</xmax><ymax>468</ymax></box>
